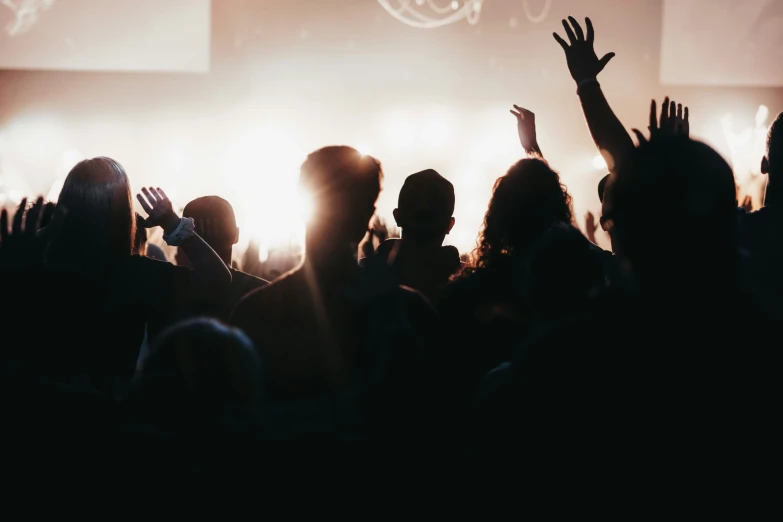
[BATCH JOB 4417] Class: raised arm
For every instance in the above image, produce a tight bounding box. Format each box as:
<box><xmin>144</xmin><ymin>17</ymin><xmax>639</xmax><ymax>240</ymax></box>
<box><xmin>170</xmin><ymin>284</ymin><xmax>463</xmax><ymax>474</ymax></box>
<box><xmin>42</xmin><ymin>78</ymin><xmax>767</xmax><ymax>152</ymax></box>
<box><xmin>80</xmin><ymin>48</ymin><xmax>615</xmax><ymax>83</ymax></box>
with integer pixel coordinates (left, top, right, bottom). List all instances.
<box><xmin>510</xmin><ymin>105</ymin><xmax>542</xmax><ymax>157</ymax></box>
<box><xmin>553</xmin><ymin>16</ymin><xmax>634</xmax><ymax>173</ymax></box>
<box><xmin>137</xmin><ymin>187</ymin><xmax>231</xmax><ymax>293</ymax></box>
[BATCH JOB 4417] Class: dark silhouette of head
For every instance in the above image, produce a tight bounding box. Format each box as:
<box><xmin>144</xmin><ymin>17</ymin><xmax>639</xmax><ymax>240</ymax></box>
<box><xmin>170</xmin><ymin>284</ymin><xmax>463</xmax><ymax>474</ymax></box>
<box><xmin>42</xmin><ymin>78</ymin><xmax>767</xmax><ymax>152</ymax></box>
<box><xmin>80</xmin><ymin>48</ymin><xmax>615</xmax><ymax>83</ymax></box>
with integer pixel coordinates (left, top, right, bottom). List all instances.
<box><xmin>393</xmin><ymin>169</ymin><xmax>455</xmax><ymax>245</ymax></box>
<box><xmin>46</xmin><ymin>157</ymin><xmax>135</xmax><ymax>275</ymax></box>
<box><xmin>299</xmin><ymin>146</ymin><xmax>383</xmax><ymax>260</ymax></box>
<box><xmin>132</xmin><ymin>318</ymin><xmax>263</xmax><ymax>428</ymax></box>
<box><xmin>470</xmin><ymin>157</ymin><xmax>573</xmax><ymax>271</ymax></box>
<box><xmin>521</xmin><ymin>223</ymin><xmax>605</xmax><ymax>322</ymax></box>
<box><xmin>134</xmin><ymin>213</ymin><xmax>147</xmax><ymax>255</ymax></box>
<box><xmin>181</xmin><ymin>196</ymin><xmax>239</xmax><ymax>265</ymax></box>
<box><xmin>610</xmin><ymin>137</ymin><xmax>738</xmax><ymax>291</ymax></box>
<box><xmin>762</xmin><ymin>111</ymin><xmax>782</xmax><ymax>188</ymax></box>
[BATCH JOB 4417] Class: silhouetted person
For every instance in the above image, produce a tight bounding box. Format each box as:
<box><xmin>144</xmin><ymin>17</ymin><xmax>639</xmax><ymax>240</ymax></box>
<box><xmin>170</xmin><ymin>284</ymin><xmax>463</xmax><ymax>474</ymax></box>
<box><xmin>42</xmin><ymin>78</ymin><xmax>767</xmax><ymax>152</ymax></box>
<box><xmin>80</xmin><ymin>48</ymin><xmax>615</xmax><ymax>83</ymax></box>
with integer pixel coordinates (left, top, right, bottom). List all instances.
<box><xmin>740</xmin><ymin>112</ymin><xmax>783</xmax><ymax>306</ymax></box>
<box><xmin>126</xmin><ymin>318</ymin><xmax>263</xmax><ymax>431</ymax></box>
<box><xmin>231</xmin><ymin>146</ymin><xmax>387</xmax><ymax>399</ymax></box>
<box><xmin>521</xmin><ymin>223</ymin><xmax>605</xmax><ymax>325</ymax></box>
<box><xmin>439</xmin><ymin>157</ymin><xmax>575</xmax><ymax>392</ymax></box>
<box><xmin>177</xmin><ymin>196</ymin><xmax>267</xmax><ymax>321</ymax></box>
<box><xmin>376</xmin><ymin>169</ymin><xmax>460</xmax><ymax>305</ymax></box>
<box><xmin>123</xmin><ymin>318</ymin><xmax>263</xmax><ymax>473</ymax></box>
<box><xmin>476</xmin><ymin>137</ymin><xmax>780</xmax><ymax>460</ymax></box>
<box><xmin>19</xmin><ymin>157</ymin><xmax>230</xmax><ymax>388</ymax></box>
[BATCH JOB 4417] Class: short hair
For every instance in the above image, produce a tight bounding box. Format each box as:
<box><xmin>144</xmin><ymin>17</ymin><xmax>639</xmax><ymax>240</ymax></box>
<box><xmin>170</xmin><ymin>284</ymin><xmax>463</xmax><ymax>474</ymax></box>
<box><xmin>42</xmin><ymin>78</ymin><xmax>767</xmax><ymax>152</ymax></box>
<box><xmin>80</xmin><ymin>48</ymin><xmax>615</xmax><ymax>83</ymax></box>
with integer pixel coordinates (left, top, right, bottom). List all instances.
<box><xmin>397</xmin><ymin>169</ymin><xmax>455</xmax><ymax>235</ymax></box>
<box><xmin>767</xmin><ymin>111</ymin><xmax>782</xmax><ymax>165</ymax></box>
<box><xmin>299</xmin><ymin>146</ymin><xmax>383</xmax><ymax>212</ymax></box>
<box><xmin>183</xmin><ymin>196</ymin><xmax>237</xmax><ymax>247</ymax></box>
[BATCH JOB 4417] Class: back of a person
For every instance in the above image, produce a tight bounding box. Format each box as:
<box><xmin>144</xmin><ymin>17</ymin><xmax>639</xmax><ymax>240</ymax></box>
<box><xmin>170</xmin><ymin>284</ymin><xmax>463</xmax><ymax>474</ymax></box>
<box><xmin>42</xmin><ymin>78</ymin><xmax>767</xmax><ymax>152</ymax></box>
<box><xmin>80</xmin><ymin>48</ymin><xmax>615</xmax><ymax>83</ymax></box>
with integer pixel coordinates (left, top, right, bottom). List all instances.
<box><xmin>385</xmin><ymin>169</ymin><xmax>460</xmax><ymax>305</ymax></box>
<box><xmin>179</xmin><ymin>196</ymin><xmax>267</xmax><ymax>322</ymax></box>
<box><xmin>13</xmin><ymin>266</ymin><xmax>146</xmax><ymax>388</ymax></box>
<box><xmin>377</xmin><ymin>239</ymin><xmax>461</xmax><ymax>305</ymax></box>
<box><xmin>475</xmin><ymin>135</ymin><xmax>782</xmax><ymax>459</ymax></box>
<box><xmin>232</xmin><ymin>270</ymin><xmax>365</xmax><ymax>400</ymax></box>
<box><xmin>740</xmin><ymin>206</ymin><xmax>783</xmax><ymax>314</ymax></box>
<box><xmin>472</xmin><ymin>288</ymin><xmax>780</xmax><ymax>458</ymax></box>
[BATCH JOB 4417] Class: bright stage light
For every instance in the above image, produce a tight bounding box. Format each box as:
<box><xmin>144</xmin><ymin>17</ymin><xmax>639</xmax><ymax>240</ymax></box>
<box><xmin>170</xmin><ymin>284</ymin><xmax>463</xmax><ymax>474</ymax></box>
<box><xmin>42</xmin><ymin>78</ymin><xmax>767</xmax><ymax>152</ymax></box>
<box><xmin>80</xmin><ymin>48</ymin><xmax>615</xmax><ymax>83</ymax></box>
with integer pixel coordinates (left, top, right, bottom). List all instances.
<box><xmin>45</xmin><ymin>148</ymin><xmax>84</xmax><ymax>202</ymax></box>
<box><xmin>221</xmin><ymin>125</ymin><xmax>306</xmax><ymax>250</ymax></box>
<box><xmin>592</xmin><ymin>154</ymin><xmax>607</xmax><ymax>170</ymax></box>
<box><xmin>384</xmin><ymin>117</ymin><xmax>417</xmax><ymax>148</ymax></box>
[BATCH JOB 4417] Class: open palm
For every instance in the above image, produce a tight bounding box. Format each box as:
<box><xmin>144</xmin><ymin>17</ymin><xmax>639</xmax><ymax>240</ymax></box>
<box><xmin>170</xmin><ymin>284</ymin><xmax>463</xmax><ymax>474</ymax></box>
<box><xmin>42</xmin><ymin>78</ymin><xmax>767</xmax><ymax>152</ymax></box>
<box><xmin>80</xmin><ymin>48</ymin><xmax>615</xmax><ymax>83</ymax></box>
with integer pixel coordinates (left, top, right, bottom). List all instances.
<box><xmin>136</xmin><ymin>187</ymin><xmax>179</xmax><ymax>233</ymax></box>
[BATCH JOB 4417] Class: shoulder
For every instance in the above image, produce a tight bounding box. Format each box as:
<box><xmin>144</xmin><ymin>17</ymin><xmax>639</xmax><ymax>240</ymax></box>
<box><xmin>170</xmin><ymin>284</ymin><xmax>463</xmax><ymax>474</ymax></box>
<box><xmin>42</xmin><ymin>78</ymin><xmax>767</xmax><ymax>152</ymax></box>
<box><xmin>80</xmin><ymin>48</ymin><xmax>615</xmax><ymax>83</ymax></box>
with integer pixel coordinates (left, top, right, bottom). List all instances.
<box><xmin>230</xmin><ymin>268</ymin><xmax>268</xmax><ymax>291</ymax></box>
<box><xmin>110</xmin><ymin>256</ymin><xmax>189</xmax><ymax>291</ymax></box>
<box><xmin>123</xmin><ymin>255</ymin><xmax>185</xmax><ymax>274</ymax></box>
<box><xmin>230</xmin><ymin>269</ymin><xmax>299</xmax><ymax>326</ymax></box>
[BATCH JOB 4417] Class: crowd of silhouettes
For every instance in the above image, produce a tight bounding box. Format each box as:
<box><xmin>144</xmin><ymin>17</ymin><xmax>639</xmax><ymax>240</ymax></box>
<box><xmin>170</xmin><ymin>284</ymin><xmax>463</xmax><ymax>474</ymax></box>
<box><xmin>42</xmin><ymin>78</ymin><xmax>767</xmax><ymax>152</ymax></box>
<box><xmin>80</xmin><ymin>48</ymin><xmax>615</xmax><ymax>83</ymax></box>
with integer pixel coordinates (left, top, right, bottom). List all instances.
<box><xmin>1</xmin><ymin>16</ymin><xmax>781</xmax><ymax>472</ymax></box>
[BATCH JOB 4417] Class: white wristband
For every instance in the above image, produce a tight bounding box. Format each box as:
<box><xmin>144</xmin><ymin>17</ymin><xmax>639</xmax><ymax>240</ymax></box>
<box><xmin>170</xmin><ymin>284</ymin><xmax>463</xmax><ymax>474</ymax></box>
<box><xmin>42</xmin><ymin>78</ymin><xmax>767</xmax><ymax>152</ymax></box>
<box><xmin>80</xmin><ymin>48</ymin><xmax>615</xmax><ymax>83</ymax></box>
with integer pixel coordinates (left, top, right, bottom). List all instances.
<box><xmin>162</xmin><ymin>217</ymin><xmax>196</xmax><ymax>246</ymax></box>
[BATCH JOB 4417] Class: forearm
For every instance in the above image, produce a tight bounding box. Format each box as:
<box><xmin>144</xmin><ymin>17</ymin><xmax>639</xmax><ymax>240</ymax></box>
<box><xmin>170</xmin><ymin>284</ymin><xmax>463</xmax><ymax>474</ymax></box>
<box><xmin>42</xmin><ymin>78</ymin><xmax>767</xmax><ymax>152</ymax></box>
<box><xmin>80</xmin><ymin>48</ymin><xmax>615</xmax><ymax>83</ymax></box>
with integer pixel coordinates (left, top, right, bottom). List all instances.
<box><xmin>161</xmin><ymin>215</ymin><xmax>231</xmax><ymax>291</ymax></box>
<box><xmin>179</xmin><ymin>235</ymin><xmax>232</xmax><ymax>290</ymax></box>
<box><xmin>526</xmin><ymin>143</ymin><xmax>543</xmax><ymax>158</ymax></box>
<box><xmin>578</xmin><ymin>82</ymin><xmax>635</xmax><ymax>172</ymax></box>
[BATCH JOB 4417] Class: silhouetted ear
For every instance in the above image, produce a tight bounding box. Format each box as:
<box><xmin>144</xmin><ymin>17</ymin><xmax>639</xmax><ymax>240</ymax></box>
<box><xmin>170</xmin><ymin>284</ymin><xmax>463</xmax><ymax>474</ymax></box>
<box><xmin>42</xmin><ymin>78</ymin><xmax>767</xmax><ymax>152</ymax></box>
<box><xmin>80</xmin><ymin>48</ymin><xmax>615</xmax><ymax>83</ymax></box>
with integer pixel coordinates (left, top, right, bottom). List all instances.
<box><xmin>446</xmin><ymin>217</ymin><xmax>455</xmax><ymax>234</ymax></box>
<box><xmin>761</xmin><ymin>156</ymin><xmax>769</xmax><ymax>175</ymax></box>
<box><xmin>392</xmin><ymin>208</ymin><xmax>401</xmax><ymax>226</ymax></box>
<box><xmin>233</xmin><ymin>226</ymin><xmax>240</xmax><ymax>244</ymax></box>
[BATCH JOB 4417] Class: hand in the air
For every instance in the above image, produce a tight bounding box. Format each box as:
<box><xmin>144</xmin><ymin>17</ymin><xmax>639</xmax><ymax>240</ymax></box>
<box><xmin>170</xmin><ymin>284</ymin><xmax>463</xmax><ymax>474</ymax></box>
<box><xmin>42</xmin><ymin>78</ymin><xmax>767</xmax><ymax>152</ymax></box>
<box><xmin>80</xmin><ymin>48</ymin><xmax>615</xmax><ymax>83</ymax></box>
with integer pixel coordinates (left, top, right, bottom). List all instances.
<box><xmin>0</xmin><ymin>196</ymin><xmax>48</xmax><ymax>268</ymax></box>
<box><xmin>632</xmin><ymin>98</ymin><xmax>690</xmax><ymax>144</ymax></box>
<box><xmin>510</xmin><ymin>105</ymin><xmax>540</xmax><ymax>154</ymax></box>
<box><xmin>136</xmin><ymin>187</ymin><xmax>180</xmax><ymax>234</ymax></box>
<box><xmin>584</xmin><ymin>211</ymin><xmax>599</xmax><ymax>244</ymax></box>
<box><xmin>553</xmin><ymin>17</ymin><xmax>616</xmax><ymax>84</ymax></box>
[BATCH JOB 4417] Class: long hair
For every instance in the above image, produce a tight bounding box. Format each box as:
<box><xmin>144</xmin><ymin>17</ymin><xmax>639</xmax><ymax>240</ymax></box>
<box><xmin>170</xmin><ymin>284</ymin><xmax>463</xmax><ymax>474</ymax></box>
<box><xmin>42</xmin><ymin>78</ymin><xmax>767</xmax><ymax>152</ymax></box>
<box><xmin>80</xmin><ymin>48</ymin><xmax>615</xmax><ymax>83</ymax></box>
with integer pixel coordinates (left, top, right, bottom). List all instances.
<box><xmin>468</xmin><ymin>158</ymin><xmax>573</xmax><ymax>272</ymax></box>
<box><xmin>46</xmin><ymin>157</ymin><xmax>136</xmax><ymax>276</ymax></box>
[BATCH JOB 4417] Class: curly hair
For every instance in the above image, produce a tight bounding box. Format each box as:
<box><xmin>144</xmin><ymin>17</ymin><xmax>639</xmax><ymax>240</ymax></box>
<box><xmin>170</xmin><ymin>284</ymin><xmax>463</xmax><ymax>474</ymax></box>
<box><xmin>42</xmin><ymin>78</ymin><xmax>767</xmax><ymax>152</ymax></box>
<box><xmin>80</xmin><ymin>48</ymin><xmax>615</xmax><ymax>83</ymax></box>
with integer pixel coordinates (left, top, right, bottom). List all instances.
<box><xmin>467</xmin><ymin>157</ymin><xmax>573</xmax><ymax>272</ymax></box>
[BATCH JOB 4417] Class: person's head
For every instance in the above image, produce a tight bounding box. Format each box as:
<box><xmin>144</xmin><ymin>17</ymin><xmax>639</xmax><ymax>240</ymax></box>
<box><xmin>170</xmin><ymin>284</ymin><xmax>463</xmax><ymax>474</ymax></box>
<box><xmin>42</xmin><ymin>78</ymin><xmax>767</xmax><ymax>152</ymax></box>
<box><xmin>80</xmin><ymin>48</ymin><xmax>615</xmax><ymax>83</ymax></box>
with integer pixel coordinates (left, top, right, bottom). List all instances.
<box><xmin>521</xmin><ymin>223</ymin><xmax>605</xmax><ymax>322</ymax></box>
<box><xmin>761</xmin><ymin>111</ymin><xmax>782</xmax><ymax>180</ymax></box>
<box><xmin>299</xmin><ymin>146</ymin><xmax>383</xmax><ymax>254</ymax></box>
<box><xmin>131</xmin><ymin>318</ymin><xmax>263</xmax><ymax>428</ymax></box>
<box><xmin>180</xmin><ymin>196</ymin><xmax>239</xmax><ymax>265</ymax></box>
<box><xmin>610</xmin><ymin>137</ymin><xmax>738</xmax><ymax>290</ymax></box>
<box><xmin>46</xmin><ymin>157</ymin><xmax>135</xmax><ymax>274</ymax></box>
<box><xmin>393</xmin><ymin>169</ymin><xmax>455</xmax><ymax>245</ymax></box>
<box><xmin>470</xmin><ymin>157</ymin><xmax>573</xmax><ymax>271</ymax></box>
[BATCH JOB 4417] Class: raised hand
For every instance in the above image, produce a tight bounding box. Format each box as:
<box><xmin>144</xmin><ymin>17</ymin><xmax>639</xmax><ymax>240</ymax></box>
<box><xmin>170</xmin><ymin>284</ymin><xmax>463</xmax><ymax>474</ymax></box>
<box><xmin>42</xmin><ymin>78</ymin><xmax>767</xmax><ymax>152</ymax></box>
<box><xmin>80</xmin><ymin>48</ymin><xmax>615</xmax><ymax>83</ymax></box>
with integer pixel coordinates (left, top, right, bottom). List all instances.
<box><xmin>584</xmin><ymin>210</ymin><xmax>599</xmax><ymax>244</ymax></box>
<box><xmin>632</xmin><ymin>98</ymin><xmax>690</xmax><ymax>144</ymax></box>
<box><xmin>553</xmin><ymin>17</ymin><xmax>616</xmax><ymax>84</ymax></box>
<box><xmin>136</xmin><ymin>187</ymin><xmax>180</xmax><ymax>234</ymax></box>
<box><xmin>510</xmin><ymin>105</ymin><xmax>541</xmax><ymax>155</ymax></box>
<box><xmin>0</xmin><ymin>196</ymin><xmax>47</xmax><ymax>268</ymax></box>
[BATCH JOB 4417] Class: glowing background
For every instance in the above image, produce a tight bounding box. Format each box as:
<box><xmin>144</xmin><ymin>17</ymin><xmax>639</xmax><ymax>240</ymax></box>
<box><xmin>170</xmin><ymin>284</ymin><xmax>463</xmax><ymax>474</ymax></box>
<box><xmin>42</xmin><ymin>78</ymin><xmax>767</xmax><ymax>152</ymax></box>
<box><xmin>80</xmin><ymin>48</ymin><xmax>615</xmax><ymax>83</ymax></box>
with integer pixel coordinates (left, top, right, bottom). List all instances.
<box><xmin>0</xmin><ymin>0</ymin><xmax>781</xmax><ymax>257</ymax></box>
